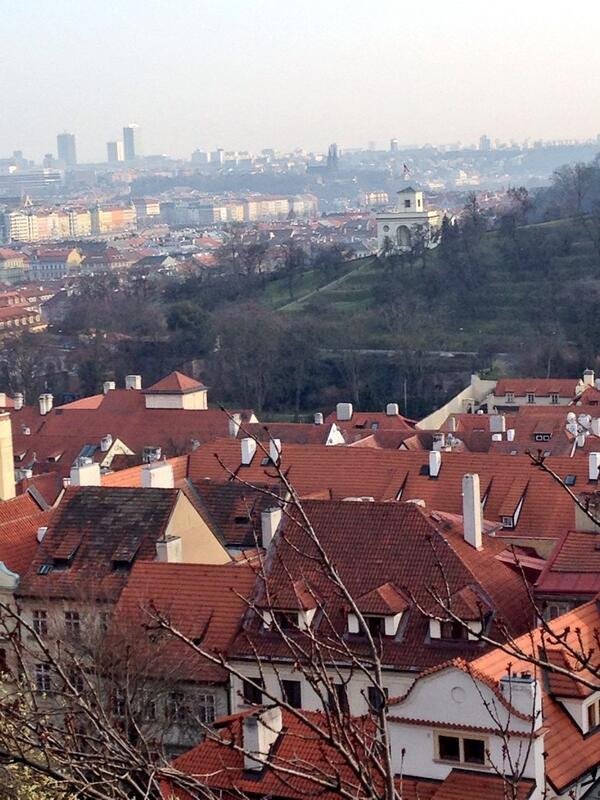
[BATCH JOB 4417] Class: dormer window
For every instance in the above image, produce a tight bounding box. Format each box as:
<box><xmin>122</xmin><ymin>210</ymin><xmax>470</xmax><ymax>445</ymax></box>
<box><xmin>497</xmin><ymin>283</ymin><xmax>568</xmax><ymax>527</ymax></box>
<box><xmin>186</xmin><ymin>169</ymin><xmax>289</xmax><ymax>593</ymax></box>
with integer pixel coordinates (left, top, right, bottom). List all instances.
<box><xmin>527</xmin><ymin>393</ymin><xmax>535</xmax><ymax>404</ymax></box>
<box><xmin>501</xmin><ymin>515</ymin><xmax>514</xmax><ymax>529</ymax></box>
<box><xmin>263</xmin><ymin>607</ymin><xmax>314</xmax><ymax>632</ymax></box>
<box><xmin>551</xmin><ymin>393</ymin><xmax>559</xmax><ymax>404</ymax></box>
<box><xmin>440</xmin><ymin>620</ymin><xmax>468</xmax><ymax>641</ymax></box>
<box><xmin>404</xmin><ymin>199</ymin><xmax>411</xmax><ymax>209</ymax></box>
<box><xmin>506</xmin><ymin>392</ymin><xmax>514</xmax><ymax>403</ymax></box>
<box><xmin>272</xmin><ymin>610</ymin><xmax>298</xmax><ymax>631</ymax></box>
<box><xmin>587</xmin><ymin>699</ymin><xmax>600</xmax><ymax>731</ymax></box>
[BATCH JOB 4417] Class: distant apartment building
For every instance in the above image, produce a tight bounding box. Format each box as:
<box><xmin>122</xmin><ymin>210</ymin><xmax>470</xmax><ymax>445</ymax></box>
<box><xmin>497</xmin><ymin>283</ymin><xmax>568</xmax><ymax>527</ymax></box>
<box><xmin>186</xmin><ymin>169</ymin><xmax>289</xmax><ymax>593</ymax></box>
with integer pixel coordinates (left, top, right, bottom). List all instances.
<box><xmin>106</xmin><ymin>141</ymin><xmax>124</xmax><ymax>163</ymax></box>
<box><xmin>359</xmin><ymin>190</ymin><xmax>389</xmax><ymax>208</ymax></box>
<box><xmin>0</xmin><ymin>248</ymin><xmax>27</xmax><ymax>284</ymax></box>
<box><xmin>56</xmin><ymin>132</ymin><xmax>77</xmax><ymax>167</ymax></box>
<box><xmin>123</xmin><ymin>124</ymin><xmax>141</xmax><ymax>161</ymax></box>
<box><xmin>28</xmin><ymin>248</ymin><xmax>83</xmax><ymax>281</ymax></box>
<box><xmin>291</xmin><ymin>194</ymin><xmax>319</xmax><ymax>217</ymax></box>
<box><xmin>0</xmin><ymin>170</ymin><xmax>62</xmax><ymax>199</ymax></box>
<box><xmin>132</xmin><ymin>198</ymin><xmax>161</xmax><ymax>220</ymax></box>
<box><xmin>3</xmin><ymin>207</ymin><xmax>91</xmax><ymax>243</ymax></box>
<box><xmin>90</xmin><ymin>204</ymin><xmax>137</xmax><ymax>234</ymax></box>
<box><xmin>244</xmin><ymin>196</ymin><xmax>290</xmax><ymax>221</ymax></box>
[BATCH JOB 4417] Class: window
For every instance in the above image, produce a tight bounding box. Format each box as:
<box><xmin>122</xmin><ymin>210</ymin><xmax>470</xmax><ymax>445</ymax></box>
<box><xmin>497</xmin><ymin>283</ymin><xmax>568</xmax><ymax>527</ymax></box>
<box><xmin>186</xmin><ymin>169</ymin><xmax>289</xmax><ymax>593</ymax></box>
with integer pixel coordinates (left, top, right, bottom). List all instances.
<box><xmin>527</xmin><ymin>393</ymin><xmax>535</xmax><ymax>404</ymax></box>
<box><xmin>35</xmin><ymin>663</ymin><xmax>51</xmax><ymax>693</ymax></box>
<box><xmin>436</xmin><ymin>732</ymin><xmax>486</xmax><ymax>766</ymax></box>
<box><xmin>272</xmin><ymin>611</ymin><xmax>299</xmax><ymax>631</ymax></box>
<box><xmin>64</xmin><ymin>611</ymin><xmax>80</xmax><ymax>639</ymax></box>
<box><xmin>505</xmin><ymin>393</ymin><xmax>515</xmax><ymax>403</ymax></box>
<box><xmin>551</xmin><ymin>393</ymin><xmax>559</xmax><ymax>404</ymax></box>
<box><xmin>32</xmin><ymin>609</ymin><xmax>48</xmax><ymax>636</ymax></box>
<box><xmin>67</xmin><ymin>669</ymin><xmax>84</xmax><ymax>693</ymax></box>
<box><xmin>440</xmin><ymin>620</ymin><xmax>467</xmax><ymax>641</ymax></box>
<box><xmin>243</xmin><ymin>677</ymin><xmax>264</xmax><ymax>706</ymax></box>
<box><xmin>282</xmin><ymin>680</ymin><xmax>302</xmax><ymax>709</ymax></box>
<box><xmin>367</xmin><ymin>685</ymin><xmax>388</xmax><ymax>711</ymax></box>
<box><xmin>366</xmin><ymin>616</ymin><xmax>386</xmax><ymax>637</ymax></box>
<box><xmin>501</xmin><ymin>515</ymin><xmax>514</xmax><ymax>529</ymax></box>
<box><xmin>112</xmin><ymin>688</ymin><xmax>127</xmax><ymax>719</ymax></box>
<box><xmin>142</xmin><ymin>692</ymin><xmax>156</xmax><ymax>722</ymax></box>
<box><xmin>198</xmin><ymin>693</ymin><xmax>216</xmax><ymax>724</ymax></box>
<box><xmin>328</xmin><ymin>683</ymin><xmax>349</xmax><ymax>714</ymax></box>
<box><xmin>544</xmin><ymin>601</ymin><xmax>571</xmax><ymax>621</ymax></box>
<box><xmin>0</xmin><ymin>649</ymin><xmax>7</xmax><ymax>675</ymax></box>
<box><xmin>168</xmin><ymin>691</ymin><xmax>187</xmax><ymax>722</ymax></box>
<box><xmin>404</xmin><ymin>199</ymin><xmax>411</xmax><ymax>209</ymax></box>
<box><xmin>382</xmin><ymin>225</ymin><xmax>390</xmax><ymax>233</ymax></box>
<box><xmin>100</xmin><ymin>611</ymin><xmax>111</xmax><ymax>634</ymax></box>
<box><xmin>587</xmin><ymin>699</ymin><xmax>600</xmax><ymax>731</ymax></box>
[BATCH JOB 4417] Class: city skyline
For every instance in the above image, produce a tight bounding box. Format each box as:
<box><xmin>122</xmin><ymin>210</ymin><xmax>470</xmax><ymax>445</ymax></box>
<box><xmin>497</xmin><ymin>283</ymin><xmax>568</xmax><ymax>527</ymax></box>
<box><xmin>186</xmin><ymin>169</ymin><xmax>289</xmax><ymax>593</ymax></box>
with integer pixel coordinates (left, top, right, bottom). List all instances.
<box><xmin>2</xmin><ymin>1</ymin><xmax>600</xmax><ymax>161</ymax></box>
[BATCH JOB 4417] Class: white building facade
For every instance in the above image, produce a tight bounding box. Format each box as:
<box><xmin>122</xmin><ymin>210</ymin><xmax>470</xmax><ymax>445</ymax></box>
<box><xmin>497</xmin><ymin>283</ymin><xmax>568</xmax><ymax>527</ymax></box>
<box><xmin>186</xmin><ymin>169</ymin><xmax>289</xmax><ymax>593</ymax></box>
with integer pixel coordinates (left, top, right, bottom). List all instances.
<box><xmin>375</xmin><ymin>186</ymin><xmax>441</xmax><ymax>253</ymax></box>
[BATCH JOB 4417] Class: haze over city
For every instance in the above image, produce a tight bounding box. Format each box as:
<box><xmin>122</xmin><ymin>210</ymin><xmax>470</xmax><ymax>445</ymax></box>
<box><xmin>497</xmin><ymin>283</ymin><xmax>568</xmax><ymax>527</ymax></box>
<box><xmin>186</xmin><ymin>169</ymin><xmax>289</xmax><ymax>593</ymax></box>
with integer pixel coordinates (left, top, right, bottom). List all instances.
<box><xmin>2</xmin><ymin>0</ymin><xmax>600</xmax><ymax>160</ymax></box>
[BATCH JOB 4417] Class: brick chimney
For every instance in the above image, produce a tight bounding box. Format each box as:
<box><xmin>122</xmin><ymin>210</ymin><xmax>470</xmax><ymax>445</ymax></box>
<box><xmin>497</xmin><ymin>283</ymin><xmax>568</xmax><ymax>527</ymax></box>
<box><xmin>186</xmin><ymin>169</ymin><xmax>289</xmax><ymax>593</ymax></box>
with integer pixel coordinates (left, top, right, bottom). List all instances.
<box><xmin>0</xmin><ymin>413</ymin><xmax>15</xmax><ymax>501</ymax></box>
<box><xmin>243</xmin><ymin>707</ymin><xmax>283</xmax><ymax>771</ymax></box>
<box><xmin>462</xmin><ymin>473</ymin><xmax>482</xmax><ymax>550</ymax></box>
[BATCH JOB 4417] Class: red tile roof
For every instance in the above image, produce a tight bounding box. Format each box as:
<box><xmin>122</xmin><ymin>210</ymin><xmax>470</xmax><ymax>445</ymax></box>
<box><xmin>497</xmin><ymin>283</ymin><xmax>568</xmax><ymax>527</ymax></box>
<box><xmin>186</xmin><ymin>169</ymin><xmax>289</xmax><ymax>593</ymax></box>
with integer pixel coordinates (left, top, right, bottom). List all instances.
<box><xmin>231</xmin><ymin>499</ymin><xmax>532</xmax><ymax>671</ymax></box>
<box><xmin>427</xmin><ymin>770</ymin><xmax>535</xmax><ymax>800</ymax></box>
<box><xmin>0</xmin><ymin>509</ymin><xmax>52</xmax><ymax>576</ymax></box>
<box><xmin>472</xmin><ymin>600</ymin><xmax>600</xmax><ymax>793</ymax></box>
<box><xmin>143</xmin><ymin>371</ymin><xmax>207</xmax><ymax>394</ymax></box>
<box><xmin>494</xmin><ymin>378</ymin><xmax>582</xmax><ymax>398</ymax></box>
<box><xmin>113</xmin><ymin>561</ymin><xmax>256</xmax><ymax>683</ymax></box>
<box><xmin>535</xmin><ymin>529</ymin><xmax>600</xmax><ymax>597</ymax></box>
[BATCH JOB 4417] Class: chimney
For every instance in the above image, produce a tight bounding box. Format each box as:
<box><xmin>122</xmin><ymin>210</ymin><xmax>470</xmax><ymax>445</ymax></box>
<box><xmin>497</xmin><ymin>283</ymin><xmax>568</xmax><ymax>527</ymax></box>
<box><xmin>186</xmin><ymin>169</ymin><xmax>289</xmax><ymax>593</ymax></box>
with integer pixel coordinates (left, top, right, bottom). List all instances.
<box><xmin>228</xmin><ymin>412</ymin><xmax>242</xmax><ymax>438</ymax></box>
<box><xmin>499</xmin><ymin>673</ymin><xmax>542</xmax><ymax>729</ymax></box>
<box><xmin>592</xmin><ymin>419</ymin><xmax>600</xmax><ymax>437</ymax></box>
<box><xmin>462</xmin><ymin>473</ymin><xmax>482</xmax><ymax>550</ymax></box>
<box><xmin>314</xmin><ymin>412</ymin><xmax>324</xmax><ymax>425</ymax></box>
<box><xmin>386</xmin><ymin>403</ymin><xmax>399</xmax><ymax>417</ymax></box>
<box><xmin>100</xmin><ymin>434</ymin><xmax>113</xmax><ymax>453</ymax></box>
<box><xmin>70</xmin><ymin>461</ymin><xmax>101</xmax><ymax>486</ymax></box>
<box><xmin>429</xmin><ymin>450</ymin><xmax>442</xmax><ymax>478</ymax></box>
<box><xmin>243</xmin><ymin>707</ymin><xmax>283</xmax><ymax>772</ymax></box>
<box><xmin>261</xmin><ymin>506</ymin><xmax>282</xmax><ymax>548</ymax></box>
<box><xmin>0</xmin><ymin>413</ymin><xmax>15</xmax><ymax>501</ymax></box>
<box><xmin>506</xmin><ymin>428</ymin><xmax>515</xmax><ymax>442</ymax></box>
<box><xmin>583</xmin><ymin>369</ymin><xmax>595</xmax><ymax>387</ymax></box>
<box><xmin>44</xmin><ymin>393</ymin><xmax>53</xmax><ymax>414</ymax></box>
<box><xmin>589</xmin><ymin>453</ymin><xmax>600</xmax><ymax>481</ymax></box>
<box><xmin>36</xmin><ymin>526</ymin><xmax>48</xmax><ymax>543</ymax></box>
<box><xmin>577</xmin><ymin>433</ymin><xmax>587</xmax><ymax>448</ymax></box>
<box><xmin>141</xmin><ymin>461</ymin><xmax>174</xmax><ymax>489</ymax></box>
<box><xmin>336</xmin><ymin>402</ymin><xmax>353</xmax><ymax>422</ymax></box>
<box><xmin>125</xmin><ymin>374</ymin><xmax>142</xmax><ymax>390</ymax></box>
<box><xmin>448</xmin><ymin>416</ymin><xmax>457</xmax><ymax>433</ymax></box>
<box><xmin>432</xmin><ymin>432</ymin><xmax>446</xmax><ymax>451</ymax></box>
<box><xmin>241</xmin><ymin>438</ymin><xmax>256</xmax><ymax>465</ymax></box>
<box><xmin>269</xmin><ymin>438</ymin><xmax>282</xmax><ymax>464</ymax></box>
<box><xmin>13</xmin><ymin>393</ymin><xmax>23</xmax><ymax>411</ymax></box>
<box><xmin>38</xmin><ymin>394</ymin><xmax>50</xmax><ymax>416</ymax></box>
<box><xmin>596</xmin><ymin>378</ymin><xmax>600</xmax><ymax>390</ymax></box>
<box><xmin>103</xmin><ymin>381</ymin><xmax>116</xmax><ymax>394</ymax></box>
<box><xmin>489</xmin><ymin>414</ymin><xmax>506</xmax><ymax>434</ymax></box>
<box><xmin>156</xmin><ymin>535</ymin><xmax>182</xmax><ymax>563</ymax></box>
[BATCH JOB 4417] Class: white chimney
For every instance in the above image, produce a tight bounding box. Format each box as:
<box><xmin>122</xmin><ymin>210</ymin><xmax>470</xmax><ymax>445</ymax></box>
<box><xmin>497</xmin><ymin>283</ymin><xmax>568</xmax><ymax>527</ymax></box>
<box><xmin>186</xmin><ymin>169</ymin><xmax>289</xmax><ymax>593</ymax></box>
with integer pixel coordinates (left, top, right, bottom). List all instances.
<box><xmin>261</xmin><ymin>506</ymin><xmax>282</xmax><ymax>548</ymax></box>
<box><xmin>386</xmin><ymin>403</ymin><xmax>399</xmax><ymax>416</ymax></box>
<box><xmin>595</xmin><ymin>378</ymin><xmax>600</xmax><ymax>390</ymax></box>
<box><xmin>336</xmin><ymin>402</ymin><xmax>353</xmax><ymax>422</ymax></box>
<box><xmin>141</xmin><ymin>461</ymin><xmax>174</xmax><ymax>489</ymax></box>
<box><xmin>429</xmin><ymin>450</ymin><xmax>442</xmax><ymax>477</ymax></box>
<box><xmin>491</xmin><ymin>433</ymin><xmax>503</xmax><ymax>442</ymax></box>
<box><xmin>38</xmin><ymin>395</ymin><xmax>48</xmax><ymax>416</ymax></box>
<box><xmin>156</xmin><ymin>535</ymin><xmax>182</xmax><ymax>563</ymax></box>
<box><xmin>499</xmin><ymin>672</ymin><xmax>542</xmax><ymax>729</ymax></box>
<box><xmin>228</xmin><ymin>412</ymin><xmax>242</xmax><ymax>438</ymax></box>
<box><xmin>125</xmin><ymin>374</ymin><xmax>142</xmax><ymax>390</ymax></box>
<box><xmin>462</xmin><ymin>473</ymin><xmax>483</xmax><ymax>550</ymax></box>
<box><xmin>103</xmin><ymin>381</ymin><xmax>116</xmax><ymax>394</ymax></box>
<box><xmin>589</xmin><ymin>453</ymin><xmax>600</xmax><ymax>481</ymax></box>
<box><xmin>0</xmin><ymin>413</ymin><xmax>15</xmax><ymax>501</ymax></box>
<box><xmin>243</xmin><ymin>707</ymin><xmax>283</xmax><ymax>771</ymax></box>
<box><xmin>269</xmin><ymin>438</ymin><xmax>282</xmax><ymax>464</ymax></box>
<box><xmin>70</xmin><ymin>462</ymin><xmax>101</xmax><ymax>486</ymax></box>
<box><xmin>577</xmin><ymin>433</ymin><xmax>586</xmax><ymax>448</ymax></box>
<box><xmin>314</xmin><ymin>412</ymin><xmax>324</xmax><ymax>425</ymax></box>
<box><xmin>13</xmin><ymin>393</ymin><xmax>23</xmax><ymax>411</ymax></box>
<box><xmin>489</xmin><ymin>414</ymin><xmax>506</xmax><ymax>434</ymax></box>
<box><xmin>36</xmin><ymin>526</ymin><xmax>48</xmax><ymax>543</ymax></box>
<box><xmin>241</xmin><ymin>438</ymin><xmax>256</xmax><ymax>465</ymax></box>
<box><xmin>44</xmin><ymin>393</ymin><xmax>53</xmax><ymax>414</ymax></box>
<box><xmin>506</xmin><ymin>428</ymin><xmax>515</xmax><ymax>442</ymax></box>
<box><xmin>583</xmin><ymin>369</ymin><xmax>595</xmax><ymax>387</ymax></box>
<box><xmin>448</xmin><ymin>416</ymin><xmax>457</xmax><ymax>433</ymax></box>
<box><xmin>592</xmin><ymin>419</ymin><xmax>600</xmax><ymax>437</ymax></box>
<box><xmin>100</xmin><ymin>434</ymin><xmax>113</xmax><ymax>453</ymax></box>
<box><xmin>0</xmin><ymin>394</ymin><xmax>6</xmax><ymax>408</ymax></box>
<box><xmin>432</xmin><ymin>432</ymin><xmax>446</xmax><ymax>451</ymax></box>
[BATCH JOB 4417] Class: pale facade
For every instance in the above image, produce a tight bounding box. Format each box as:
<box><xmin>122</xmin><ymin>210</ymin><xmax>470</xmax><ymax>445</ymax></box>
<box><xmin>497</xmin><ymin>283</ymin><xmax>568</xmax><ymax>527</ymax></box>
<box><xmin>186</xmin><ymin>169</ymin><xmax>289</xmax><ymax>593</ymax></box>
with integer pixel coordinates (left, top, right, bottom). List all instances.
<box><xmin>375</xmin><ymin>186</ymin><xmax>441</xmax><ymax>252</ymax></box>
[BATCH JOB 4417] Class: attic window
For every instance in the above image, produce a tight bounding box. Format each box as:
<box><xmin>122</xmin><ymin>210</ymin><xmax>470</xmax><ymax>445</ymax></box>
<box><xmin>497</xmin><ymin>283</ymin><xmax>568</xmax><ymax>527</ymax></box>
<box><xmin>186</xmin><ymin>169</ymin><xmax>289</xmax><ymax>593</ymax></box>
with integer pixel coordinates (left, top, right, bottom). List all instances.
<box><xmin>527</xmin><ymin>393</ymin><xmax>535</xmax><ymax>404</ymax></box>
<box><xmin>37</xmin><ymin>564</ymin><xmax>52</xmax><ymax>575</ymax></box>
<box><xmin>47</xmin><ymin>452</ymin><xmax>63</xmax><ymax>462</ymax></box>
<box><xmin>14</xmin><ymin>452</ymin><xmax>26</xmax><ymax>462</ymax></box>
<box><xmin>272</xmin><ymin>611</ymin><xmax>299</xmax><ymax>631</ymax></box>
<box><xmin>419</xmin><ymin>464</ymin><xmax>429</xmax><ymax>476</ymax></box>
<box><xmin>440</xmin><ymin>620</ymin><xmax>468</xmax><ymax>641</ymax></box>
<box><xmin>551</xmin><ymin>393</ymin><xmax>559</xmax><ymax>404</ymax></box>
<box><xmin>234</xmin><ymin>515</ymin><xmax>250</xmax><ymax>524</ymax></box>
<box><xmin>371</xmin><ymin>422</ymin><xmax>379</xmax><ymax>430</ymax></box>
<box><xmin>534</xmin><ymin>434</ymin><xmax>551</xmax><ymax>442</ymax></box>
<box><xmin>506</xmin><ymin>393</ymin><xmax>514</xmax><ymax>403</ymax></box>
<box><xmin>564</xmin><ymin>474</ymin><xmax>576</xmax><ymax>486</ymax></box>
<box><xmin>501</xmin><ymin>515</ymin><xmax>514</xmax><ymax>529</ymax></box>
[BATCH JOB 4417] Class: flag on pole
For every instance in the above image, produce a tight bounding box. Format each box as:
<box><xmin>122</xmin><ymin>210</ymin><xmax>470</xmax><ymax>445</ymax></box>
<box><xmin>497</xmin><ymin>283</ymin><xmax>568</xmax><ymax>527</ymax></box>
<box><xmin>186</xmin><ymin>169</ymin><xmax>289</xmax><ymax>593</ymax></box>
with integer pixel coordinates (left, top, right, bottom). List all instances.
<box><xmin>402</xmin><ymin>163</ymin><xmax>411</xmax><ymax>178</ymax></box>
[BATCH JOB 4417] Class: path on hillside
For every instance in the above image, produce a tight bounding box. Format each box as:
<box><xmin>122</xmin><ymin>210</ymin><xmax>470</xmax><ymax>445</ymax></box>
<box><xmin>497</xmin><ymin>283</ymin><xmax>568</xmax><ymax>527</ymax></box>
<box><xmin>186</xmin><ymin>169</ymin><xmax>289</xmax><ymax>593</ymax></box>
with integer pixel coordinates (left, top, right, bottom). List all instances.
<box><xmin>277</xmin><ymin>259</ymin><xmax>372</xmax><ymax>311</ymax></box>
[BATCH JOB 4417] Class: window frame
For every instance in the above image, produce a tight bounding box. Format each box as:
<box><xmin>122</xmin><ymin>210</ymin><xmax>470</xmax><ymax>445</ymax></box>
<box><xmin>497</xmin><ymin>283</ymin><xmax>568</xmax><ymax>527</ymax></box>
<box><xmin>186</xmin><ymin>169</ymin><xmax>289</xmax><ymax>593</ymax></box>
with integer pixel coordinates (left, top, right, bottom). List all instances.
<box><xmin>527</xmin><ymin>393</ymin><xmax>535</xmax><ymax>404</ymax></box>
<box><xmin>435</xmin><ymin>730</ymin><xmax>488</xmax><ymax>767</ymax></box>
<box><xmin>282</xmin><ymin>679</ymin><xmax>302</xmax><ymax>709</ymax></box>
<box><xmin>32</xmin><ymin>609</ymin><xmax>48</xmax><ymax>636</ymax></box>
<box><xmin>64</xmin><ymin>610</ymin><xmax>81</xmax><ymax>639</ymax></box>
<box><xmin>35</xmin><ymin>663</ymin><xmax>51</xmax><ymax>693</ymax></box>
<box><xmin>242</xmin><ymin>677</ymin><xmax>264</xmax><ymax>706</ymax></box>
<box><xmin>198</xmin><ymin>693</ymin><xmax>216</xmax><ymax>724</ymax></box>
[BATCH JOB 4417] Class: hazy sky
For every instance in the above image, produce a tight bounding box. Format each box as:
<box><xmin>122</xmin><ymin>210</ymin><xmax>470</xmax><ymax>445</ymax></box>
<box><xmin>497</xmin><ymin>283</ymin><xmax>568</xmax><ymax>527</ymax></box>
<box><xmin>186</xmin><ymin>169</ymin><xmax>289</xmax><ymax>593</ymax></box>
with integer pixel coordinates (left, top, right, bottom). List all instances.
<box><xmin>2</xmin><ymin>0</ymin><xmax>600</xmax><ymax>161</ymax></box>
